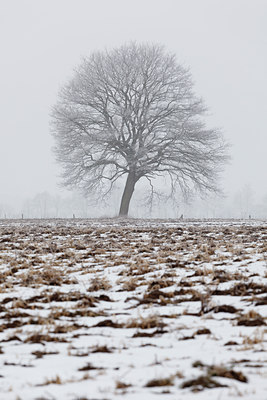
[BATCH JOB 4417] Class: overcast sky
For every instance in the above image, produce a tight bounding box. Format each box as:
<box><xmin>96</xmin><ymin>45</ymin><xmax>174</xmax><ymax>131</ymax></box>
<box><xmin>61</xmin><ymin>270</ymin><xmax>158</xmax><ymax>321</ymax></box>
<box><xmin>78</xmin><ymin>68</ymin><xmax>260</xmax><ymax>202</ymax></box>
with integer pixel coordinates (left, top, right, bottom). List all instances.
<box><xmin>0</xmin><ymin>0</ymin><xmax>266</xmax><ymax>209</ymax></box>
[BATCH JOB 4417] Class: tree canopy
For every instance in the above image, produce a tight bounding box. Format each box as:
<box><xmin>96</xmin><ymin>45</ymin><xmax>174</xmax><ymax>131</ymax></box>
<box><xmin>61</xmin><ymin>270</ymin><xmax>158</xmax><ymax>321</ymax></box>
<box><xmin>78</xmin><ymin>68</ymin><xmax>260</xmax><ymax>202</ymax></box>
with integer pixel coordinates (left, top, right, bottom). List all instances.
<box><xmin>51</xmin><ymin>43</ymin><xmax>229</xmax><ymax>216</ymax></box>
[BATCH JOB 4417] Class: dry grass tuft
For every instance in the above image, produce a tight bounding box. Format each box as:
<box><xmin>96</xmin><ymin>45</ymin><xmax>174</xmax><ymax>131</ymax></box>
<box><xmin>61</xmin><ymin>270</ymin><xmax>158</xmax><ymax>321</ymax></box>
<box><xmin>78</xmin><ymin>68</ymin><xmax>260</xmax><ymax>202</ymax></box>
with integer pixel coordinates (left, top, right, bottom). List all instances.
<box><xmin>121</xmin><ymin>277</ymin><xmax>139</xmax><ymax>291</ymax></box>
<box><xmin>37</xmin><ymin>375</ymin><xmax>62</xmax><ymax>386</ymax></box>
<box><xmin>116</xmin><ymin>381</ymin><xmax>132</xmax><ymax>389</ymax></box>
<box><xmin>241</xmin><ymin>329</ymin><xmax>265</xmax><ymax>345</ymax></box>
<box><xmin>181</xmin><ymin>375</ymin><xmax>227</xmax><ymax>391</ymax></box>
<box><xmin>126</xmin><ymin>314</ymin><xmax>166</xmax><ymax>330</ymax></box>
<box><xmin>88</xmin><ymin>276</ymin><xmax>111</xmax><ymax>291</ymax></box>
<box><xmin>237</xmin><ymin>310</ymin><xmax>266</xmax><ymax>326</ymax></box>
<box><xmin>91</xmin><ymin>345</ymin><xmax>112</xmax><ymax>353</ymax></box>
<box><xmin>145</xmin><ymin>377</ymin><xmax>174</xmax><ymax>387</ymax></box>
<box><xmin>32</xmin><ymin>350</ymin><xmax>59</xmax><ymax>359</ymax></box>
<box><xmin>208</xmin><ymin>365</ymin><xmax>247</xmax><ymax>383</ymax></box>
<box><xmin>25</xmin><ymin>332</ymin><xmax>68</xmax><ymax>344</ymax></box>
<box><xmin>78</xmin><ymin>363</ymin><xmax>103</xmax><ymax>371</ymax></box>
<box><xmin>189</xmin><ymin>360</ymin><xmax>248</xmax><ymax>389</ymax></box>
<box><xmin>19</xmin><ymin>267</ymin><xmax>63</xmax><ymax>287</ymax></box>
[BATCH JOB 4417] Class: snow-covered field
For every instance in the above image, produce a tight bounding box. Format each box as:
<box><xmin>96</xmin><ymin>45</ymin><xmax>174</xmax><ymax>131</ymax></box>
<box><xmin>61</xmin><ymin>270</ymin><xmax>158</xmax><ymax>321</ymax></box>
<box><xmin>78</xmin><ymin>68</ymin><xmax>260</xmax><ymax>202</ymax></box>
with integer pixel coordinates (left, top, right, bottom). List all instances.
<box><xmin>0</xmin><ymin>218</ymin><xmax>266</xmax><ymax>400</ymax></box>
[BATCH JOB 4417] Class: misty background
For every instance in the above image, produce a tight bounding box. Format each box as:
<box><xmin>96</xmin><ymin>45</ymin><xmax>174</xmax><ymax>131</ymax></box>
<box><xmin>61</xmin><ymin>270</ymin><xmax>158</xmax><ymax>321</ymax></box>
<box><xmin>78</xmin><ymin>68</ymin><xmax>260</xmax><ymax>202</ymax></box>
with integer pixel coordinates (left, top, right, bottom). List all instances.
<box><xmin>0</xmin><ymin>0</ymin><xmax>266</xmax><ymax>218</ymax></box>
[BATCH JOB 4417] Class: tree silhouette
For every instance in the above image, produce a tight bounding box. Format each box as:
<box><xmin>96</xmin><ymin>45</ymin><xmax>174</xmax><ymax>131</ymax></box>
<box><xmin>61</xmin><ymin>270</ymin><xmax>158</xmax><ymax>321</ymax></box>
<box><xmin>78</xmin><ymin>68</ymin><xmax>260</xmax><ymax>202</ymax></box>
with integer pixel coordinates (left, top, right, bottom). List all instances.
<box><xmin>51</xmin><ymin>43</ymin><xmax>229</xmax><ymax>216</ymax></box>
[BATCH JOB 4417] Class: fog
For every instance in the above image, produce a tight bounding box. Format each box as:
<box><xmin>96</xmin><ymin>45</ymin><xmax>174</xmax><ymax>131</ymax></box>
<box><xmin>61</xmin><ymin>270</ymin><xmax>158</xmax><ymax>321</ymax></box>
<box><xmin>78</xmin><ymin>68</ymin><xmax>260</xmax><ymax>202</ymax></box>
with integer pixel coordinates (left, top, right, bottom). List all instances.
<box><xmin>0</xmin><ymin>0</ymin><xmax>266</xmax><ymax>218</ymax></box>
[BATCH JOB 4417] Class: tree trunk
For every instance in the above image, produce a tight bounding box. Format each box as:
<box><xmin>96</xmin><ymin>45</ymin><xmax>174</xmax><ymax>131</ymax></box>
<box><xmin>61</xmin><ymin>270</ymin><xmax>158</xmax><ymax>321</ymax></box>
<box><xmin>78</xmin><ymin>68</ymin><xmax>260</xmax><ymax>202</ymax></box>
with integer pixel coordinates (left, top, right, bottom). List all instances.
<box><xmin>119</xmin><ymin>172</ymin><xmax>136</xmax><ymax>217</ymax></box>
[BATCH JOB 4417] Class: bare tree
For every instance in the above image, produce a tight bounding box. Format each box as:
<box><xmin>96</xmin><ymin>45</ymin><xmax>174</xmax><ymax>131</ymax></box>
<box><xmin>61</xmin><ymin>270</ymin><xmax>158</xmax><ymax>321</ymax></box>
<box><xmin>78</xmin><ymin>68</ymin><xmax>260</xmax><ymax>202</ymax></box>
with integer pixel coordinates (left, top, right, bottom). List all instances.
<box><xmin>51</xmin><ymin>43</ymin><xmax>229</xmax><ymax>217</ymax></box>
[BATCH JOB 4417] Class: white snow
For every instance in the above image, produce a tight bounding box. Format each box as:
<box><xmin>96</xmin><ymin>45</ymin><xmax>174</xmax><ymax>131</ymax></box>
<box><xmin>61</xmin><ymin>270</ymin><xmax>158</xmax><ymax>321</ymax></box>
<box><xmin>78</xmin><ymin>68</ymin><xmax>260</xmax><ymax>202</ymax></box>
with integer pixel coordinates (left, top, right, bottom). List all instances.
<box><xmin>0</xmin><ymin>218</ymin><xmax>266</xmax><ymax>400</ymax></box>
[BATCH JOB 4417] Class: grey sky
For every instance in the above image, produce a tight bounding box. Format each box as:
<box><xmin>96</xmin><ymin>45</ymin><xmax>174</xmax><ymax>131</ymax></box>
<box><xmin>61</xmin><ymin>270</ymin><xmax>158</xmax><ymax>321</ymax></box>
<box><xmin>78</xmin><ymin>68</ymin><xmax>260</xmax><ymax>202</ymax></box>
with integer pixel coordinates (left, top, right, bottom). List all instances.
<box><xmin>0</xmin><ymin>0</ymin><xmax>266</xmax><ymax>208</ymax></box>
